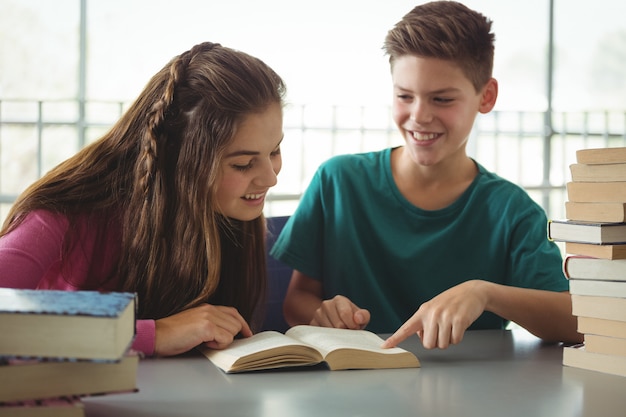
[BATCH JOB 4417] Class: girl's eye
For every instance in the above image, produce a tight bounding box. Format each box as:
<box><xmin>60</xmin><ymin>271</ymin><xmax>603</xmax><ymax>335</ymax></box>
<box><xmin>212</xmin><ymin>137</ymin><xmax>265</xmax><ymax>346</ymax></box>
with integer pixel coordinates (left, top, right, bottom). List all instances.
<box><xmin>232</xmin><ymin>162</ymin><xmax>253</xmax><ymax>172</ymax></box>
<box><xmin>396</xmin><ymin>94</ymin><xmax>412</xmax><ymax>101</ymax></box>
<box><xmin>270</xmin><ymin>147</ymin><xmax>281</xmax><ymax>157</ymax></box>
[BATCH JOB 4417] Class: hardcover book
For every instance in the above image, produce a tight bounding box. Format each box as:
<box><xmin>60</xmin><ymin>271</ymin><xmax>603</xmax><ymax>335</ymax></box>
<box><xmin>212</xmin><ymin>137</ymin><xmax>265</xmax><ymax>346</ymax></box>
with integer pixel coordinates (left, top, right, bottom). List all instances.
<box><xmin>199</xmin><ymin>325</ymin><xmax>420</xmax><ymax>373</ymax></box>
<box><xmin>0</xmin><ymin>289</ymin><xmax>135</xmax><ymax>360</ymax></box>
<box><xmin>564</xmin><ymin>255</ymin><xmax>626</xmax><ymax>281</ymax></box>
<box><xmin>0</xmin><ymin>354</ymin><xmax>138</xmax><ymax>403</ymax></box>
<box><xmin>0</xmin><ymin>396</ymin><xmax>85</xmax><ymax>417</ymax></box>
<box><xmin>548</xmin><ymin>219</ymin><xmax>626</xmax><ymax>244</ymax></box>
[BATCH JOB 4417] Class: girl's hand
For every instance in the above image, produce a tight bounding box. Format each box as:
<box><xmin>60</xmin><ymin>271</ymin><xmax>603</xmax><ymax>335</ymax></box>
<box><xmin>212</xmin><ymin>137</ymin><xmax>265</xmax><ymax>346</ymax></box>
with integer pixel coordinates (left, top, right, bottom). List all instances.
<box><xmin>154</xmin><ymin>304</ymin><xmax>252</xmax><ymax>356</ymax></box>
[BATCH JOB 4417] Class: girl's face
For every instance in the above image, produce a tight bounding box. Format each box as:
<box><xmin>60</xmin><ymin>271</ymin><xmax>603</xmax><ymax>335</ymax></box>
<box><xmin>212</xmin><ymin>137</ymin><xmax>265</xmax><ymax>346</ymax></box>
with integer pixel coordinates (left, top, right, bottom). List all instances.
<box><xmin>391</xmin><ymin>55</ymin><xmax>497</xmax><ymax>168</ymax></box>
<box><xmin>216</xmin><ymin>102</ymin><xmax>284</xmax><ymax>221</ymax></box>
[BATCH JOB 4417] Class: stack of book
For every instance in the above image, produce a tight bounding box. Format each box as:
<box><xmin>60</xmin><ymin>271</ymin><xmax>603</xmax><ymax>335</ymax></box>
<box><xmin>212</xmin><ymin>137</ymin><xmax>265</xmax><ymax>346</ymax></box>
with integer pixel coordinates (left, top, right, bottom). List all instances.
<box><xmin>0</xmin><ymin>288</ymin><xmax>139</xmax><ymax>416</ymax></box>
<box><xmin>548</xmin><ymin>146</ymin><xmax>626</xmax><ymax>377</ymax></box>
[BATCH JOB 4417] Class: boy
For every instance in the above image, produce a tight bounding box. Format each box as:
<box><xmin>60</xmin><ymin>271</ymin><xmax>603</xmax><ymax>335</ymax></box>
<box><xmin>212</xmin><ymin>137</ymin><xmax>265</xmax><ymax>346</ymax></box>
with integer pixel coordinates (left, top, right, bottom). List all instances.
<box><xmin>270</xmin><ymin>1</ymin><xmax>582</xmax><ymax>349</ymax></box>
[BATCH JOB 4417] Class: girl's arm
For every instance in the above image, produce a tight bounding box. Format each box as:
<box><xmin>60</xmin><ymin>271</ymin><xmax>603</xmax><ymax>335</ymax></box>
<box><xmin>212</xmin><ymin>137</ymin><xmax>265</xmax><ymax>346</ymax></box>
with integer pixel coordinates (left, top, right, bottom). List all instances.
<box><xmin>0</xmin><ymin>210</ymin><xmax>66</xmax><ymax>288</ymax></box>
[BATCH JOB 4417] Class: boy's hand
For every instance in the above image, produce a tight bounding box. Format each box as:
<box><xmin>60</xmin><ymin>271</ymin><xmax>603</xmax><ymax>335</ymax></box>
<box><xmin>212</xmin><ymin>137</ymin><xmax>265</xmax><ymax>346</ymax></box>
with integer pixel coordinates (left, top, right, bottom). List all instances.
<box><xmin>154</xmin><ymin>304</ymin><xmax>252</xmax><ymax>356</ymax></box>
<box><xmin>310</xmin><ymin>295</ymin><xmax>370</xmax><ymax>330</ymax></box>
<box><xmin>382</xmin><ymin>280</ymin><xmax>488</xmax><ymax>349</ymax></box>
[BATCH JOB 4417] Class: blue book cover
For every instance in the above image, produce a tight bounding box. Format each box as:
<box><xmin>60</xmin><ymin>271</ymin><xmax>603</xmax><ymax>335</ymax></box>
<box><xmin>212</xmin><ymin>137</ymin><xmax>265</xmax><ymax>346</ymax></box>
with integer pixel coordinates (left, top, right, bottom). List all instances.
<box><xmin>0</xmin><ymin>288</ymin><xmax>135</xmax><ymax>317</ymax></box>
<box><xmin>0</xmin><ymin>289</ymin><xmax>136</xmax><ymax>360</ymax></box>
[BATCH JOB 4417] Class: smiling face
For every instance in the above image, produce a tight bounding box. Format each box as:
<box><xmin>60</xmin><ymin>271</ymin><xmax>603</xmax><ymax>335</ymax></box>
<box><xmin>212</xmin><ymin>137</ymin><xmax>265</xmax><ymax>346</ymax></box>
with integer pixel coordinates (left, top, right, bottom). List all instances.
<box><xmin>215</xmin><ymin>102</ymin><xmax>284</xmax><ymax>221</ymax></box>
<box><xmin>391</xmin><ymin>55</ymin><xmax>497</xmax><ymax>168</ymax></box>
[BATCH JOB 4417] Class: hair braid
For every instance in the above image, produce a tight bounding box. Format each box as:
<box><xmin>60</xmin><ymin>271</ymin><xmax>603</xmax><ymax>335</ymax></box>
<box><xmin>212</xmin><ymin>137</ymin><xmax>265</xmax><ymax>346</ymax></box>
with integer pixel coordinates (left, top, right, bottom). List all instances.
<box><xmin>137</xmin><ymin>42</ymin><xmax>220</xmax><ymax>205</ymax></box>
<box><xmin>139</xmin><ymin>54</ymin><xmax>184</xmax><ymax>200</ymax></box>
<box><xmin>127</xmin><ymin>48</ymin><xmax>193</xmax><ymax>300</ymax></box>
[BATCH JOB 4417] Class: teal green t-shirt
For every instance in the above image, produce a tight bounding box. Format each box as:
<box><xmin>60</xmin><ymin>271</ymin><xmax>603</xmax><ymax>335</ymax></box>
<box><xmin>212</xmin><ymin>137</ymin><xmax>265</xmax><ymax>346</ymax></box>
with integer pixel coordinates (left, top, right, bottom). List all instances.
<box><xmin>270</xmin><ymin>148</ymin><xmax>568</xmax><ymax>333</ymax></box>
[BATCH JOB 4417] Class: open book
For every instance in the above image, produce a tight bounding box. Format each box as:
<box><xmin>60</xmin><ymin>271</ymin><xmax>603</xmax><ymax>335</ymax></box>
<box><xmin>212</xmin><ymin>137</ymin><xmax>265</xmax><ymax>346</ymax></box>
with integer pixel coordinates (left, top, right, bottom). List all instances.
<box><xmin>198</xmin><ymin>325</ymin><xmax>420</xmax><ymax>373</ymax></box>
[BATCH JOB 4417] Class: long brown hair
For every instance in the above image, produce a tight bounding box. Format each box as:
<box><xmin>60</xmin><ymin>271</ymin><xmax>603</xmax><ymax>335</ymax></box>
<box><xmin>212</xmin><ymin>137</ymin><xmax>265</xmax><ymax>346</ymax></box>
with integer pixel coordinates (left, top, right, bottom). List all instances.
<box><xmin>1</xmin><ymin>42</ymin><xmax>286</xmax><ymax>326</ymax></box>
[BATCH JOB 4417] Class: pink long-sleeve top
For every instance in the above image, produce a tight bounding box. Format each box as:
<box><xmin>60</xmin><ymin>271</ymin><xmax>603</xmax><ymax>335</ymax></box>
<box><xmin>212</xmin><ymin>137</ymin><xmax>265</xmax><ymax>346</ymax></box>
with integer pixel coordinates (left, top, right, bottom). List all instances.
<box><xmin>0</xmin><ymin>210</ymin><xmax>155</xmax><ymax>356</ymax></box>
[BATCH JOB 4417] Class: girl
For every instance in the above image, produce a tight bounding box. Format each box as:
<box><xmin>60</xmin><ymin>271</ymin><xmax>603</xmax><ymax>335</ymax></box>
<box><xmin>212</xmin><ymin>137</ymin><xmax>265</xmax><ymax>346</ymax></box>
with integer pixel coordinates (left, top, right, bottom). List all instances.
<box><xmin>0</xmin><ymin>42</ymin><xmax>286</xmax><ymax>357</ymax></box>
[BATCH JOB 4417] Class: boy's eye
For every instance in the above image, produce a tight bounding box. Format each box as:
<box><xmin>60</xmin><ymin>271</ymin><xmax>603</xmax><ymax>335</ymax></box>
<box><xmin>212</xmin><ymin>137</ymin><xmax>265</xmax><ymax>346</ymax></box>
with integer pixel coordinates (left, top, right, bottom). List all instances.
<box><xmin>270</xmin><ymin>147</ymin><xmax>281</xmax><ymax>157</ymax></box>
<box><xmin>434</xmin><ymin>97</ymin><xmax>454</xmax><ymax>104</ymax></box>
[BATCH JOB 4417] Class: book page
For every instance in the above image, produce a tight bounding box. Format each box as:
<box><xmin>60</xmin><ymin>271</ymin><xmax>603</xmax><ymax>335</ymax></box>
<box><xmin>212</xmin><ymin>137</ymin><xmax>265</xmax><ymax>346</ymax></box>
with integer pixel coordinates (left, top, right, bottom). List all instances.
<box><xmin>285</xmin><ymin>325</ymin><xmax>407</xmax><ymax>357</ymax></box>
<box><xmin>199</xmin><ymin>331</ymin><xmax>323</xmax><ymax>372</ymax></box>
<box><xmin>209</xmin><ymin>331</ymin><xmax>308</xmax><ymax>357</ymax></box>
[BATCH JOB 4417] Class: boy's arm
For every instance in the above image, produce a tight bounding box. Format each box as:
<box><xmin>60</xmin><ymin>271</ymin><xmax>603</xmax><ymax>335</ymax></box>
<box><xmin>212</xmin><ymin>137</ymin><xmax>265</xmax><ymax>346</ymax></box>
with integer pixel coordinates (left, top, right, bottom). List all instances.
<box><xmin>283</xmin><ymin>270</ymin><xmax>325</xmax><ymax>326</ymax></box>
<box><xmin>483</xmin><ymin>283</ymin><xmax>581</xmax><ymax>343</ymax></box>
<box><xmin>383</xmin><ymin>280</ymin><xmax>582</xmax><ymax>349</ymax></box>
<box><xmin>283</xmin><ymin>270</ymin><xmax>370</xmax><ymax>329</ymax></box>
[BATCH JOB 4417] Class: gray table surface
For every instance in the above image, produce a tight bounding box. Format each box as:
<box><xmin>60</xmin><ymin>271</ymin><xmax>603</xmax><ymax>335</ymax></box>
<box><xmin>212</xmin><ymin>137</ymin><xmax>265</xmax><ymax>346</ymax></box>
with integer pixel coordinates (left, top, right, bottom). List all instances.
<box><xmin>83</xmin><ymin>329</ymin><xmax>626</xmax><ymax>417</ymax></box>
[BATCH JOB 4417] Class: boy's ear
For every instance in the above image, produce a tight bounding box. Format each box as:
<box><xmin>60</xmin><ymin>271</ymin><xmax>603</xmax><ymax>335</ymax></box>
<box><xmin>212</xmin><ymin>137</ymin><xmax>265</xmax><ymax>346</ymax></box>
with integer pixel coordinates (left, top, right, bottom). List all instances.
<box><xmin>478</xmin><ymin>78</ymin><xmax>498</xmax><ymax>114</ymax></box>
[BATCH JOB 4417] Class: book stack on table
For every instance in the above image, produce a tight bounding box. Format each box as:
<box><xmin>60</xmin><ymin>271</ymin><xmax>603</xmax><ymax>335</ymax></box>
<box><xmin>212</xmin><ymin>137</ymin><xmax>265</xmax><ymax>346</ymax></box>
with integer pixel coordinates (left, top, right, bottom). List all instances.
<box><xmin>548</xmin><ymin>147</ymin><xmax>626</xmax><ymax>377</ymax></box>
<box><xmin>0</xmin><ymin>289</ymin><xmax>139</xmax><ymax>416</ymax></box>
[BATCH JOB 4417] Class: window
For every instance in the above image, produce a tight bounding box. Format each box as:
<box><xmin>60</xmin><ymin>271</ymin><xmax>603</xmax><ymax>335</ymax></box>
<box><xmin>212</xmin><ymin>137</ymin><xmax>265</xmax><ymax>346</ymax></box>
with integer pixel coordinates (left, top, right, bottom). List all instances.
<box><xmin>1</xmin><ymin>0</ymin><xmax>625</xmax><ymax>222</ymax></box>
